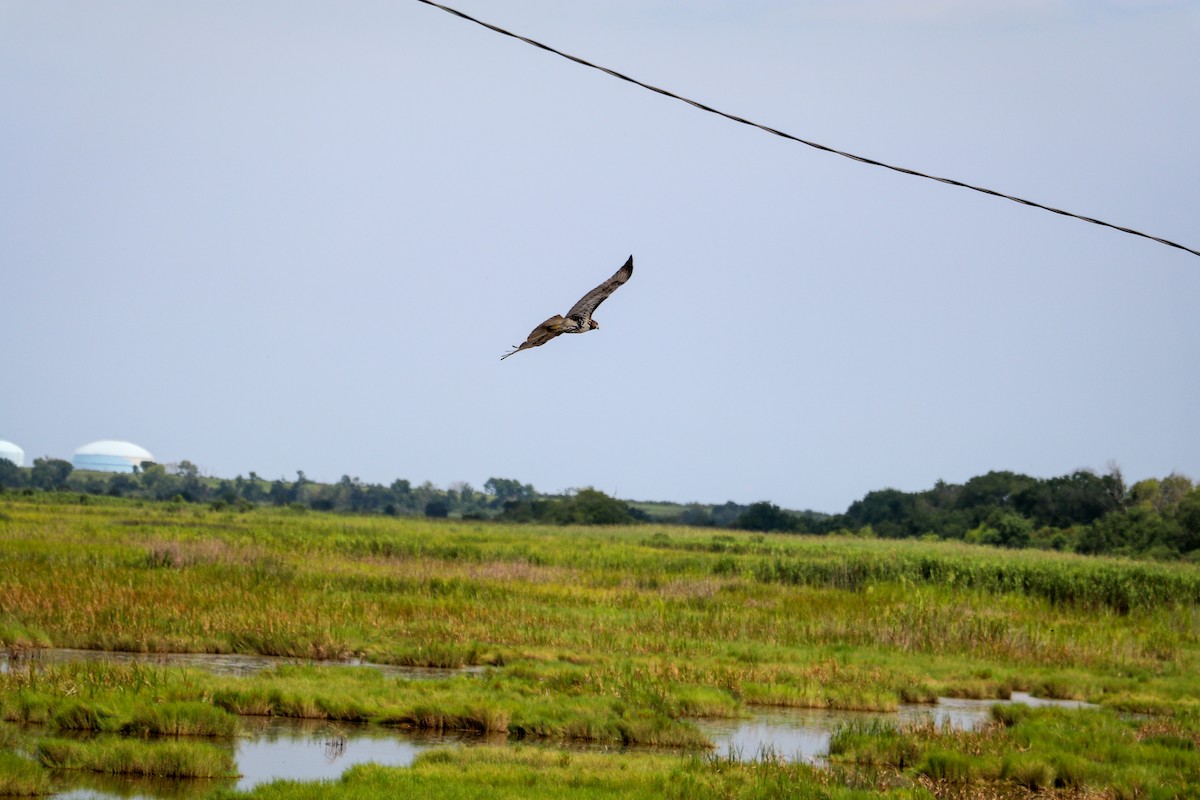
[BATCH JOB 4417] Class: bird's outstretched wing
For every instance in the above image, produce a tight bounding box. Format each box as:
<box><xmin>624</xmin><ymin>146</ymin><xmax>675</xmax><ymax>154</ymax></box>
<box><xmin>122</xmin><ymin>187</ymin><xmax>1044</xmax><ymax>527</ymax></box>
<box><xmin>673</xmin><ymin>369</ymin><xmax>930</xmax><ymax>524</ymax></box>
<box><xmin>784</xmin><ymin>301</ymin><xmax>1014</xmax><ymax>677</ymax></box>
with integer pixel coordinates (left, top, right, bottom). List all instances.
<box><xmin>565</xmin><ymin>255</ymin><xmax>633</xmax><ymax>323</ymax></box>
<box><xmin>500</xmin><ymin>315</ymin><xmax>568</xmax><ymax>360</ymax></box>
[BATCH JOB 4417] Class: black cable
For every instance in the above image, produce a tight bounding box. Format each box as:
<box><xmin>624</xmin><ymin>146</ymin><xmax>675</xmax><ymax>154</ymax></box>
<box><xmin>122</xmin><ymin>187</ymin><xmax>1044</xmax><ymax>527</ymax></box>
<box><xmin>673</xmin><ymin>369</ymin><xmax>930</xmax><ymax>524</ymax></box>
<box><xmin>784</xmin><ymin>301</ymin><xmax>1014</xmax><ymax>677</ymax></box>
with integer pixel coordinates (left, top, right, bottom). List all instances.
<box><xmin>415</xmin><ymin>0</ymin><xmax>1199</xmax><ymax>259</ymax></box>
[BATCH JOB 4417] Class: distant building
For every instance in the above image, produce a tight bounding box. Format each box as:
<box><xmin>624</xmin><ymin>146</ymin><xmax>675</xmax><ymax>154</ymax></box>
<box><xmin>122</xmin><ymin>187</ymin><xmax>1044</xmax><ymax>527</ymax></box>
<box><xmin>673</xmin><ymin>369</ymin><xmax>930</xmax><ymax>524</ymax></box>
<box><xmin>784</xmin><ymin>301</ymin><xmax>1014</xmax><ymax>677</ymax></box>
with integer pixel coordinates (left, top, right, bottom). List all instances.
<box><xmin>72</xmin><ymin>440</ymin><xmax>155</xmax><ymax>473</ymax></box>
<box><xmin>0</xmin><ymin>439</ymin><xmax>24</xmax><ymax>467</ymax></box>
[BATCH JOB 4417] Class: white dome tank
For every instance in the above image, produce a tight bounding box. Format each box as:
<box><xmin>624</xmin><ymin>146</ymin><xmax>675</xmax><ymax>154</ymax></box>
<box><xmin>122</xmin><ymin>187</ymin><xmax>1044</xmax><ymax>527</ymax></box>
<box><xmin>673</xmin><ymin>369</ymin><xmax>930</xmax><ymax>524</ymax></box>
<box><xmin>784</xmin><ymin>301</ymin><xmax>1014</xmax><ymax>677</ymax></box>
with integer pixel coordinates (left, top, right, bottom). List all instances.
<box><xmin>73</xmin><ymin>440</ymin><xmax>155</xmax><ymax>473</ymax></box>
<box><xmin>0</xmin><ymin>440</ymin><xmax>24</xmax><ymax>467</ymax></box>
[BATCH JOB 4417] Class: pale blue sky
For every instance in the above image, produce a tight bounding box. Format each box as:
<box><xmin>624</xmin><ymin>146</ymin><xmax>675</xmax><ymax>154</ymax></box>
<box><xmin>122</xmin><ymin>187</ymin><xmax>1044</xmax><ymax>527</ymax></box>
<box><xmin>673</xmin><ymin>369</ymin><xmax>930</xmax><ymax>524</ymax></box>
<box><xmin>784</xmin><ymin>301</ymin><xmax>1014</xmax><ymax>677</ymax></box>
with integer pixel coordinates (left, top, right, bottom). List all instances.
<box><xmin>3</xmin><ymin>1</ymin><xmax>1198</xmax><ymax>512</ymax></box>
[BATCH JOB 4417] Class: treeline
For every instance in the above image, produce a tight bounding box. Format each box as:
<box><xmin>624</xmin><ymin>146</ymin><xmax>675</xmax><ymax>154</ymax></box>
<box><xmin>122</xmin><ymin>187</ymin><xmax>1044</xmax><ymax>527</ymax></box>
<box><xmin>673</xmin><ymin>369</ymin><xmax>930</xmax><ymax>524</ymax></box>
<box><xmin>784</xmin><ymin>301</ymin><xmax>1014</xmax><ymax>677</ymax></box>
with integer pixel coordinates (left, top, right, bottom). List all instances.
<box><xmin>1</xmin><ymin>457</ymin><xmax>1197</xmax><ymax>560</ymax></box>
<box><xmin>0</xmin><ymin>457</ymin><xmax>795</xmax><ymax>531</ymax></box>
<box><xmin>735</xmin><ymin>469</ymin><xmax>1200</xmax><ymax>562</ymax></box>
<box><xmin>0</xmin><ymin>458</ymin><xmax>540</xmax><ymax>520</ymax></box>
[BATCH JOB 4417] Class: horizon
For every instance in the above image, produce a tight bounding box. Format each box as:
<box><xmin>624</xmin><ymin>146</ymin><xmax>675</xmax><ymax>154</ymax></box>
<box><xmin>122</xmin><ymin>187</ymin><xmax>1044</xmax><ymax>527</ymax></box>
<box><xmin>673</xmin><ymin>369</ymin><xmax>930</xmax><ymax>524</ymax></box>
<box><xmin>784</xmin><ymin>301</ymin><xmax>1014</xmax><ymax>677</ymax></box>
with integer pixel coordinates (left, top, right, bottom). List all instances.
<box><xmin>1</xmin><ymin>436</ymin><xmax>1180</xmax><ymax>516</ymax></box>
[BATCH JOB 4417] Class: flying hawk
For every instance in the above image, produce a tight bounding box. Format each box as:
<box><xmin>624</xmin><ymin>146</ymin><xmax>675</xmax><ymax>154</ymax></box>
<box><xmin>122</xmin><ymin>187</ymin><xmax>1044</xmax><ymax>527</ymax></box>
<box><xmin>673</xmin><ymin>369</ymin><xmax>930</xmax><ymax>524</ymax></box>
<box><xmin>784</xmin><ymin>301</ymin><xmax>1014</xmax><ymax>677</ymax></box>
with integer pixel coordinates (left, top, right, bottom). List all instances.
<box><xmin>501</xmin><ymin>255</ymin><xmax>633</xmax><ymax>360</ymax></box>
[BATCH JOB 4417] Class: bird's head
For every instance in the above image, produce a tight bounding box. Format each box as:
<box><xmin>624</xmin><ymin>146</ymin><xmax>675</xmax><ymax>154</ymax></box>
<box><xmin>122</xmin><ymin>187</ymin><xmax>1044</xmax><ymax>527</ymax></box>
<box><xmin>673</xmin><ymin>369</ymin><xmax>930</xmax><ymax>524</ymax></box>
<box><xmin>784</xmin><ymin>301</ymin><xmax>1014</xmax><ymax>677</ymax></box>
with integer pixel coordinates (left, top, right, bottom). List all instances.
<box><xmin>589</xmin><ymin>319</ymin><xmax>600</xmax><ymax>330</ymax></box>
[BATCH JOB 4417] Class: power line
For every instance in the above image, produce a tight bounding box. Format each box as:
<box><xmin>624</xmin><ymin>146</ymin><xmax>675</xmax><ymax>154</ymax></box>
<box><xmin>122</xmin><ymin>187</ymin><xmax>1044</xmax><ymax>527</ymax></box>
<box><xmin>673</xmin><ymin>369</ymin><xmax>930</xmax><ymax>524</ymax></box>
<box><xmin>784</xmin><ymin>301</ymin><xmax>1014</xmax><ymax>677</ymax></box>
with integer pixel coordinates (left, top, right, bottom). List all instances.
<box><xmin>415</xmin><ymin>0</ymin><xmax>1199</xmax><ymax>259</ymax></box>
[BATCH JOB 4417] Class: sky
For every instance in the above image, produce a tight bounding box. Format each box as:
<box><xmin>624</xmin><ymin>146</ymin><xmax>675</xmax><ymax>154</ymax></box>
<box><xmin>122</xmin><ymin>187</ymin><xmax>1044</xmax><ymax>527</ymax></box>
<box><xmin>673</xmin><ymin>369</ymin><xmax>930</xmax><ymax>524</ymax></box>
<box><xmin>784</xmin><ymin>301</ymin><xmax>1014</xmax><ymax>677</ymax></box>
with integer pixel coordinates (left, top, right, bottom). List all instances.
<box><xmin>2</xmin><ymin>1</ymin><xmax>1198</xmax><ymax>513</ymax></box>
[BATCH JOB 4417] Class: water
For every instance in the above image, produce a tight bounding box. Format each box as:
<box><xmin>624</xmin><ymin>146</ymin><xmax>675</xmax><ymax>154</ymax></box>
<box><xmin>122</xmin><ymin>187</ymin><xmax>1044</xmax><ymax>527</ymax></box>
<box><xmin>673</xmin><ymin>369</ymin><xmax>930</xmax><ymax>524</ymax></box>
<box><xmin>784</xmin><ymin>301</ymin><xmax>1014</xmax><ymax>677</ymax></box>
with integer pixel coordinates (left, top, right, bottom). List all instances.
<box><xmin>699</xmin><ymin>707</ymin><xmax>855</xmax><ymax>764</ymax></box>
<box><xmin>234</xmin><ymin>717</ymin><xmax>495</xmax><ymax>789</ymax></box>
<box><xmin>1</xmin><ymin>648</ymin><xmax>1095</xmax><ymax>797</ymax></box>
<box><xmin>0</xmin><ymin>647</ymin><xmax>484</xmax><ymax>680</ymax></box>
<box><xmin>699</xmin><ymin>692</ymin><xmax>1096</xmax><ymax>765</ymax></box>
<box><xmin>45</xmin><ymin>719</ymin><xmax>484</xmax><ymax>799</ymax></box>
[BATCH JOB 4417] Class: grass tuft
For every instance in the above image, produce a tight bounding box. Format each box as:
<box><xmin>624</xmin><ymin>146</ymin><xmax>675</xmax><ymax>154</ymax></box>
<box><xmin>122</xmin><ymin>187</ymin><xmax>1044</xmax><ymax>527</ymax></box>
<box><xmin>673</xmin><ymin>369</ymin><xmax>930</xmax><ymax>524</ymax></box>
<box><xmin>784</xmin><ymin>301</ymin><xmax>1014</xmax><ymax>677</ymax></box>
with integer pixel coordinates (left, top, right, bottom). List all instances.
<box><xmin>121</xmin><ymin>701</ymin><xmax>238</xmax><ymax>737</ymax></box>
<box><xmin>0</xmin><ymin>751</ymin><xmax>51</xmax><ymax>796</ymax></box>
<box><xmin>37</xmin><ymin>736</ymin><xmax>236</xmax><ymax>778</ymax></box>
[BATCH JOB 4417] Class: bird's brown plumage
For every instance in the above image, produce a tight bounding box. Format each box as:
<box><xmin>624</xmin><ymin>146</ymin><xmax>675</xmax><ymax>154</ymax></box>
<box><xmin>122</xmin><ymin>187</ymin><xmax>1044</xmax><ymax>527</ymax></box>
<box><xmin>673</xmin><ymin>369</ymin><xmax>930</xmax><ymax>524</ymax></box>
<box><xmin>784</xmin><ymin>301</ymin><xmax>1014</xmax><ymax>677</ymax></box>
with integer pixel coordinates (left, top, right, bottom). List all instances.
<box><xmin>501</xmin><ymin>256</ymin><xmax>633</xmax><ymax>360</ymax></box>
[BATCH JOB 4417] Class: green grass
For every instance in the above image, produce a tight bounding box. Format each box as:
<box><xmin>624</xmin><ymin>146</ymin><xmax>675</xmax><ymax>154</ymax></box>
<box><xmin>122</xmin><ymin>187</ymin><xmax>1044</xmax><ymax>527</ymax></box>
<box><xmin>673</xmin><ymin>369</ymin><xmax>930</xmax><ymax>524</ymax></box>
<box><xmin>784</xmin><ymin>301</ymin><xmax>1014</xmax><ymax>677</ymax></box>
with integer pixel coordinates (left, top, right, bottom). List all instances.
<box><xmin>3</xmin><ymin>497</ymin><xmax>1194</xmax><ymax>674</ymax></box>
<box><xmin>0</xmin><ymin>749</ymin><xmax>50</xmax><ymax>796</ymax></box>
<box><xmin>830</xmin><ymin>705</ymin><xmax>1200</xmax><ymax>798</ymax></box>
<box><xmin>36</xmin><ymin>736</ymin><xmax>236</xmax><ymax>778</ymax></box>
<box><xmin>3</xmin><ymin>493</ymin><xmax>1200</xmax><ymax>797</ymax></box>
<box><xmin>122</xmin><ymin>701</ymin><xmax>240</xmax><ymax>737</ymax></box>
<box><xmin>212</xmin><ymin>747</ymin><xmax>886</xmax><ymax>800</ymax></box>
<box><xmin>0</xmin><ymin>660</ymin><xmax>712</xmax><ymax>748</ymax></box>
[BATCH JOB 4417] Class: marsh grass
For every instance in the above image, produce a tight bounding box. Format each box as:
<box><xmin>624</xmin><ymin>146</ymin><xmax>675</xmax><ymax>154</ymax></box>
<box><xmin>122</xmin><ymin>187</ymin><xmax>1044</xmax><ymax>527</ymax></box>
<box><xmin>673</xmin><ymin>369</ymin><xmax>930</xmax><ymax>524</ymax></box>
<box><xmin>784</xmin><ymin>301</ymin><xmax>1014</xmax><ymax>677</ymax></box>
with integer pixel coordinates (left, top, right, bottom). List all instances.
<box><xmin>211</xmin><ymin>747</ymin><xmax>885</xmax><ymax>800</ymax></box>
<box><xmin>36</xmin><ymin>736</ymin><xmax>236</xmax><ymax>778</ymax></box>
<box><xmin>4</xmin><ymin>496</ymin><xmax>1194</xmax><ymax>682</ymax></box>
<box><xmin>214</xmin><ymin>666</ymin><xmax>711</xmax><ymax>746</ymax></box>
<box><xmin>0</xmin><ymin>749</ymin><xmax>50</xmax><ymax>796</ymax></box>
<box><xmin>4</xmin><ymin>494</ymin><xmax>1200</xmax><ymax>796</ymax></box>
<box><xmin>50</xmin><ymin>700</ymin><xmax>118</xmax><ymax>732</ymax></box>
<box><xmin>829</xmin><ymin>706</ymin><xmax>1200</xmax><ymax>798</ymax></box>
<box><xmin>0</xmin><ymin>661</ymin><xmax>228</xmax><ymax>730</ymax></box>
<box><xmin>122</xmin><ymin>701</ymin><xmax>238</xmax><ymax>737</ymax></box>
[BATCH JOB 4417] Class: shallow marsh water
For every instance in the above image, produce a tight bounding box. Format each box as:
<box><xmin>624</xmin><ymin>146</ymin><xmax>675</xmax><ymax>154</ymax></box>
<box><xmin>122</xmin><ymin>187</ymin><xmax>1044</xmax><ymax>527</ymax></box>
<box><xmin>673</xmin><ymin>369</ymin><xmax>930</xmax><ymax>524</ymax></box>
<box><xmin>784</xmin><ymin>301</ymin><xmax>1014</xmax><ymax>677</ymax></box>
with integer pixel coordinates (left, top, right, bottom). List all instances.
<box><xmin>46</xmin><ymin>718</ymin><xmax>486</xmax><ymax>800</ymax></box>
<box><xmin>232</xmin><ymin>718</ymin><xmax>490</xmax><ymax>788</ymax></box>
<box><xmin>0</xmin><ymin>647</ymin><xmax>484</xmax><ymax>680</ymax></box>
<box><xmin>2</xmin><ymin>649</ymin><xmax>1094</xmax><ymax>798</ymax></box>
<box><xmin>699</xmin><ymin>692</ymin><xmax>1095</xmax><ymax>764</ymax></box>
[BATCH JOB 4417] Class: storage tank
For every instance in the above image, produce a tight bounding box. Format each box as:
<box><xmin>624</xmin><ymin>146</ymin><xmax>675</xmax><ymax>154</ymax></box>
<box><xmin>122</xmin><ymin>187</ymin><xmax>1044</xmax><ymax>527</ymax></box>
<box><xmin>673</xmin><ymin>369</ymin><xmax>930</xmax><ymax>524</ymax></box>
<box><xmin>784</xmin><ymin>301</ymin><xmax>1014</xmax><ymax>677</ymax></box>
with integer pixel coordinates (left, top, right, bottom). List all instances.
<box><xmin>72</xmin><ymin>440</ymin><xmax>155</xmax><ymax>473</ymax></box>
<box><xmin>0</xmin><ymin>439</ymin><xmax>24</xmax><ymax>467</ymax></box>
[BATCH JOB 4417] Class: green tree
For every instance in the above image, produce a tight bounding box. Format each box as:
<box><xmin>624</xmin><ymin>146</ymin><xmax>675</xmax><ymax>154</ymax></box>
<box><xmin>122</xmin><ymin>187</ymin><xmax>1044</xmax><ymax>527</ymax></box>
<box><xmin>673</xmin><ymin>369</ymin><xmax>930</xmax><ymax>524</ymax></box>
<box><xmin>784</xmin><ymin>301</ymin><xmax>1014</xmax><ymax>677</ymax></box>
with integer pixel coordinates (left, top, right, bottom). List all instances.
<box><xmin>677</xmin><ymin>504</ymin><xmax>714</xmax><ymax>527</ymax></box>
<box><xmin>239</xmin><ymin>471</ymin><xmax>265</xmax><ymax>503</ymax></box>
<box><xmin>31</xmin><ymin>457</ymin><xmax>73</xmax><ymax>490</ymax></box>
<box><xmin>454</xmin><ymin>482</ymin><xmax>476</xmax><ymax>509</ymax></box>
<box><xmin>734</xmin><ymin>502</ymin><xmax>802</xmax><ymax>533</ymax></box>
<box><xmin>336</xmin><ymin>475</ymin><xmax>365</xmax><ymax>511</ymax></box>
<box><xmin>290</xmin><ymin>471</ymin><xmax>311</xmax><ymax>505</ymax></box>
<box><xmin>979</xmin><ymin>510</ymin><xmax>1033</xmax><ymax>549</ymax></box>
<box><xmin>138</xmin><ymin>463</ymin><xmax>183</xmax><ymax>501</ymax></box>
<box><xmin>413</xmin><ymin>481</ymin><xmax>440</xmax><ymax>515</ymax></box>
<box><xmin>544</xmin><ymin>489</ymin><xmax>636</xmax><ymax>525</ymax></box>
<box><xmin>844</xmin><ymin>488</ymin><xmax>918</xmax><ymax>537</ymax></box>
<box><xmin>1133</xmin><ymin>473</ymin><xmax>1194</xmax><ymax>514</ymax></box>
<box><xmin>710</xmin><ymin>501</ymin><xmax>748</xmax><ymax>528</ymax></box>
<box><xmin>0</xmin><ymin>458</ymin><xmax>24</xmax><ymax>489</ymax></box>
<box><xmin>173</xmin><ymin>460</ymin><xmax>206</xmax><ymax>501</ymax></box>
<box><xmin>1014</xmin><ymin>470</ymin><xmax>1118</xmax><ymax>528</ymax></box>
<box><xmin>269</xmin><ymin>479</ymin><xmax>290</xmax><ymax>506</ymax></box>
<box><xmin>1177</xmin><ymin>488</ymin><xmax>1200</xmax><ymax>556</ymax></box>
<box><xmin>958</xmin><ymin>471</ymin><xmax>1036</xmax><ymax>513</ymax></box>
<box><xmin>104</xmin><ymin>473</ymin><xmax>136</xmax><ymax>497</ymax></box>
<box><xmin>484</xmin><ymin>477</ymin><xmax>534</xmax><ymax>504</ymax></box>
<box><xmin>389</xmin><ymin>479</ymin><xmax>415</xmax><ymax>513</ymax></box>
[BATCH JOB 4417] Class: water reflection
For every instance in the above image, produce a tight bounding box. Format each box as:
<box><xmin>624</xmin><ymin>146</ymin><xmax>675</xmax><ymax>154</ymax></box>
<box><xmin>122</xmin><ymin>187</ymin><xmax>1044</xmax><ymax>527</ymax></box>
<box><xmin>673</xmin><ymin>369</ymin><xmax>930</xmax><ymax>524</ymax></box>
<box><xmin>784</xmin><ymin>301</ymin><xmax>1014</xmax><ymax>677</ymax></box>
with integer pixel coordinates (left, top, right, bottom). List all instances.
<box><xmin>51</xmin><ymin>772</ymin><xmax>224</xmax><ymax>800</ymax></box>
<box><xmin>900</xmin><ymin>692</ymin><xmax>1093</xmax><ymax>731</ymax></box>
<box><xmin>41</xmin><ymin>694</ymin><xmax>1096</xmax><ymax>799</ymax></box>
<box><xmin>234</xmin><ymin>718</ymin><xmax>495</xmax><ymax>791</ymax></box>
<box><xmin>1</xmin><ymin>647</ymin><xmax>483</xmax><ymax>680</ymax></box>
<box><xmin>6</xmin><ymin>648</ymin><xmax>1097</xmax><ymax>798</ymax></box>
<box><xmin>44</xmin><ymin>718</ymin><xmax>493</xmax><ymax>800</ymax></box>
<box><xmin>701</xmin><ymin>692</ymin><xmax>1097</xmax><ymax>764</ymax></box>
<box><xmin>699</xmin><ymin>707</ymin><xmax>850</xmax><ymax>764</ymax></box>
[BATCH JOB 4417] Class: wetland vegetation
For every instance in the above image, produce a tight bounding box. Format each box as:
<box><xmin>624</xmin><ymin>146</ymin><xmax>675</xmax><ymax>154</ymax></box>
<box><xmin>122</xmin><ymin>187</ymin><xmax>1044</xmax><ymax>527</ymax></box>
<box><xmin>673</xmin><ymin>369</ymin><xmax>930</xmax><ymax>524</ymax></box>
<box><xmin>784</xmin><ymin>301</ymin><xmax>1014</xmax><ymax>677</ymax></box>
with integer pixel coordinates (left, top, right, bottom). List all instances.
<box><xmin>2</xmin><ymin>492</ymin><xmax>1199</xmax><ymax>797</ymax></box>
<box><xmin>4</xmin><ymin>457</ymin><xmax>1197</xmax><ymax>561</ymax></box>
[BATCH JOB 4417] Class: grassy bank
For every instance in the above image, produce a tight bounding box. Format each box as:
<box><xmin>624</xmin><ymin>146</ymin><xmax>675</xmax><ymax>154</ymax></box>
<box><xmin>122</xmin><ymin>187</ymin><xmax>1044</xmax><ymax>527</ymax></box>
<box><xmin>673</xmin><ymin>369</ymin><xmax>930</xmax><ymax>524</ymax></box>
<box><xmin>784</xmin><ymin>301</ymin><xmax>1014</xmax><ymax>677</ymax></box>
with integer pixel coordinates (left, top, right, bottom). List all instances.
<box><xmin>211</xmin><ymin>747</ymin><xmax>887</xmax><ymax>800</ymax></box>
<box><xmin>3</xmin><ymin>493</ymin><xmax>1200</xmax><ymax>796</ymax></box>
<box><xmin>37</xmin><ymin>737</ymin><xmax>235</xmax><ymax>779</ymax></box>
<box><xmin>830</xmin><ymin>704</ymin><xmax>1200</xmax><ymax>799</ymax></box>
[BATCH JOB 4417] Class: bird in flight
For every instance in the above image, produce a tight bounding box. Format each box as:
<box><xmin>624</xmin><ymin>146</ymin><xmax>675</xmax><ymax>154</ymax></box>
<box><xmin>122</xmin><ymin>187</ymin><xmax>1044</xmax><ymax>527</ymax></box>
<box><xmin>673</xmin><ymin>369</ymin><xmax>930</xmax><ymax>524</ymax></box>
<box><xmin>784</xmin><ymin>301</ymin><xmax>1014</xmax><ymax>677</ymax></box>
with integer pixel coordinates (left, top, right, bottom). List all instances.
<box><xmin>501</xmin><ymin>255</ymin><xmax>633</xmax><ymax>360</ymax></box>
